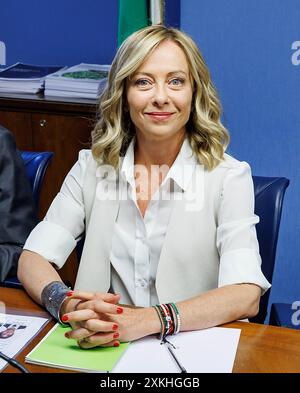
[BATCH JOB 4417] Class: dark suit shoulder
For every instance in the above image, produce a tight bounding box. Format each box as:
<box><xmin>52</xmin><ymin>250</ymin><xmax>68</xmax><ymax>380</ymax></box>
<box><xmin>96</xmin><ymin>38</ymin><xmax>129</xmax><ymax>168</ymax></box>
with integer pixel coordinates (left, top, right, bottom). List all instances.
<box><xmin>0</xmin><ymin>125</ymin><xmax>17</xmax><ymax>151</ymax></box>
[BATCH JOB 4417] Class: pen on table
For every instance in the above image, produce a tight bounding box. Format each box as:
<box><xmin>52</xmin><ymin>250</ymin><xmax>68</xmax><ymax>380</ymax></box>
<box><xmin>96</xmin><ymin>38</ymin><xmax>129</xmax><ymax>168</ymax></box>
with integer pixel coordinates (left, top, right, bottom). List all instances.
<box><xmin>164</xmin><ymin>340</ymin><xmax>187</xmax><ymax>373</ymax></box>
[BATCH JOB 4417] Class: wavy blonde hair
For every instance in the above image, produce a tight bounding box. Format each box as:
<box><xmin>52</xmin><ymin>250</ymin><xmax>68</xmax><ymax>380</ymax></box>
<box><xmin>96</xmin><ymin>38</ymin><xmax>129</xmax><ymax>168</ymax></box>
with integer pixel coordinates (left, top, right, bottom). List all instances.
<box><xmin>92</xmin><ymin>25</ymin><xmax>230</xmax><ymax>170</ymax></box>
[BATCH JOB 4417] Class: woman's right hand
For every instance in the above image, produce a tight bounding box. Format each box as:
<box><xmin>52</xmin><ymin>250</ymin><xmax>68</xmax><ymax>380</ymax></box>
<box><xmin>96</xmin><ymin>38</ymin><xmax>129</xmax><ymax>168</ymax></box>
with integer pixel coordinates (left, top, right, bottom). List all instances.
<box><xmin>60</xmin><ymin>291</ymin><xmax>123</xmax><ymax>347</ymax></box>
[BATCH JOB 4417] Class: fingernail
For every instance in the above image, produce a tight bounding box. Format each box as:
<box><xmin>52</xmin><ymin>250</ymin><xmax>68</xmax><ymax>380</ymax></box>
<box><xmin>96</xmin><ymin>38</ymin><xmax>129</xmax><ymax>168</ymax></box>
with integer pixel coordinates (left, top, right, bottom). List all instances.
<box><xmin>113</xmin><ymin>332</ymin><xmax>119</xmax><ymax>339</ymax></box>
<box><xmin>61</xmin><ymin>314</ymin><xmax>69</xmax><ymax>322</ymax></box>
<box><xmin>64</xmin><ymin>332</ymin><xmax>70</xmax><ymax>338</ymax></box>
<box><xmin>112</xmin><ymin>324</ymin><xmax>118</xmax><ymax>331</ymax></box>
<box><xmin>66</xmin><ymin>291</ymin><xmax>73</xmax><ymax>297</ymax></box>
<box><xmin>114</xmin><ymin>341</ymin><xmax>120</xmax><ymax>347</ymax></box>
<box><xmin>117</xmin><ymin>307</ymin><xmax>123</xmax><ymax>314</ymax></box>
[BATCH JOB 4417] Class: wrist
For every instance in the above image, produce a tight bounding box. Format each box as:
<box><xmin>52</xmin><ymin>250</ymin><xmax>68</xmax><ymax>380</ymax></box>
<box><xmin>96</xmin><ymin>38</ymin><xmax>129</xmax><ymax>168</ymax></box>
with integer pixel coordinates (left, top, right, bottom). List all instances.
<box><xmin>41</xmin><ymin>281</ymin><xmax>72</xmax><ymax>324</ymax></box>
<box><xmin>143</xmin><ymin>307</ymin><xmax>162</xmax><ymax>336</ymax></box>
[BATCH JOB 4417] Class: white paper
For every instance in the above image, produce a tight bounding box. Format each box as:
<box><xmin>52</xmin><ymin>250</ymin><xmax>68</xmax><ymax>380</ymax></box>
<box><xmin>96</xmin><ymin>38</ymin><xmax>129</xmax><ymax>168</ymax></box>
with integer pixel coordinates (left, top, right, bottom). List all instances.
<box><xmin>0</xmin><ymin>313</ymin><xmax>48</xmax><ymax>372</ymax></box>
<box><xmin>112</xmin><ymin>327</ymin><xmax>241</xmax><ymax>373</ymax></box>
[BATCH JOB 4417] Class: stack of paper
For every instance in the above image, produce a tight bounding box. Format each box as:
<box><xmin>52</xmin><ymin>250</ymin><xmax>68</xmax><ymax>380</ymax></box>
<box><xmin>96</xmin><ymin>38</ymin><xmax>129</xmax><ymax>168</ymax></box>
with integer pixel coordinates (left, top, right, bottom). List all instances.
<box><xmin>0</xmin><ymin>63</ymin><xmax>64</xmax><ymax>94</ymax></box>
<box><xmin>44</xmin><ymin>63</ymin><xmax>109</xmax><ymax>99</ymax></box>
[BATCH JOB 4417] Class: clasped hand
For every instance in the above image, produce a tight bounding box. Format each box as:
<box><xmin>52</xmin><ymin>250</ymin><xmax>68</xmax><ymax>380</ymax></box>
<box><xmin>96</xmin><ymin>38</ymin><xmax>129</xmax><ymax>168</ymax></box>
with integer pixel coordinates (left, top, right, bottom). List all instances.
<box><xmin>61</xmin><ymin>291</ymin><xmax>145</xmax><ymax>349</ymax></box>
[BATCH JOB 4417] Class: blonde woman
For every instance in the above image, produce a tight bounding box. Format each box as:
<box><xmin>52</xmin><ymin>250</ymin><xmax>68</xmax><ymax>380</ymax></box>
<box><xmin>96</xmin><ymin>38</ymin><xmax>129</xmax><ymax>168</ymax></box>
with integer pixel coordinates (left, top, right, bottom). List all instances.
<box><xmin>18</xmin><ymin>25</ymin><xmax>270</xmax><ymax>348</ymax></box>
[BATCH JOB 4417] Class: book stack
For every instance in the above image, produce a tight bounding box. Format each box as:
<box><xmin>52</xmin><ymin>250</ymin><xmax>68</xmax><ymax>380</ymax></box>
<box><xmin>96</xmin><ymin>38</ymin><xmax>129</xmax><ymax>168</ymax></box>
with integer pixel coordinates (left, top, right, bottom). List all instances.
<box><xmin>44</xmin><ymin>63</ymin><xmax>110</xmax><ymax>99</ymax></box>
<box><xmin>0</xmin><ymin>63</ymin><xmax>64</xmax><ymax>94</ymax></box>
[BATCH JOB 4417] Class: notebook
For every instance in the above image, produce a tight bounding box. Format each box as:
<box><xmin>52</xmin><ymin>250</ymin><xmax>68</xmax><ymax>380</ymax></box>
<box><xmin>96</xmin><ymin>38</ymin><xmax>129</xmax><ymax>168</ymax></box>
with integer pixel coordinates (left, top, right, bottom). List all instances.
<box><xmin>25</xmin><ymin>323</ymin><xmax>129</xmax><ymax>373</ymax></box>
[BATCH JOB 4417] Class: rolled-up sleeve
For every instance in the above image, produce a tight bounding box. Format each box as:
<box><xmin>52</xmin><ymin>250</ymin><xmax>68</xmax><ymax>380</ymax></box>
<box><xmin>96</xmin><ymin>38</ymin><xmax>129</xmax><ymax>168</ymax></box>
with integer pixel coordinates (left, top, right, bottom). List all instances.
<box><xmin>216</xmin><ymin>161</ymin><xmax>271</xmax><ymax>294</ymax></box>
<box><xmin>24</xmin><ymin>150</ymin><xmax>90</xmax><ymax>269</ymax></box>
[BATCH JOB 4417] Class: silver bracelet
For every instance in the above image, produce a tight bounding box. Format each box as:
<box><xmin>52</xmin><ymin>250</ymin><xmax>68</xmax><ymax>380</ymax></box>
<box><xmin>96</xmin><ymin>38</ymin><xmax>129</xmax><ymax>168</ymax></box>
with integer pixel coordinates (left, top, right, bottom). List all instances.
<box><xmin>41</xmin><ymin>281</ymin><xmax>71</xmax><ymax>325</ymax></box>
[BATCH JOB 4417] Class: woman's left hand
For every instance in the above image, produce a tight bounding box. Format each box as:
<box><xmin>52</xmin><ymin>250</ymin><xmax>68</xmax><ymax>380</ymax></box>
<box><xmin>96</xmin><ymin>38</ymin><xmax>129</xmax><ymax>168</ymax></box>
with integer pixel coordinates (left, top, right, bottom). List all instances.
<box><xmin>63</xmin><ymin>291</ymin><xmax>158</xmax><ymax>348</ymax></box>
<box><xmin>77</xmin><ymin>306</ymin><xmax>147</xmax><ymax>349</ymax></box>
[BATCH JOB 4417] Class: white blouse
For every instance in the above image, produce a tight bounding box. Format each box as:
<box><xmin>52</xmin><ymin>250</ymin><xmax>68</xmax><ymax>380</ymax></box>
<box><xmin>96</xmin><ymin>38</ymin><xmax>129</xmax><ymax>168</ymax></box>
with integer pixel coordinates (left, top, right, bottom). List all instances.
<box><xmin>109</xmin><ymin>139</ymin><xmax>195</xmax><ymax>306</ymax></box>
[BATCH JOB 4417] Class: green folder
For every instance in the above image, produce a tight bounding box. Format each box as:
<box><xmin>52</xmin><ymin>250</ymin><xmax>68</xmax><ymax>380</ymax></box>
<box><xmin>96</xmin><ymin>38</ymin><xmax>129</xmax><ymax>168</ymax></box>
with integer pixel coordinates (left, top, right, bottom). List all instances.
<box><xmin>25</xmin><ymin>324</ymin><xmax>130</xmax><ymax>372</ymax></box>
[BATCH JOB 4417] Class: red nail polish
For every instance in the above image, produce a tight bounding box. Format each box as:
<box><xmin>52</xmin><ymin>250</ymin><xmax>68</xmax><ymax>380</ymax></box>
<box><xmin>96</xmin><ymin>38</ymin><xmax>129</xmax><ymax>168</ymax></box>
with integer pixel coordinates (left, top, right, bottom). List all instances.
<box><xmin>113</xmin><ymin>332</ymin><xmax>119</xmax><ymax>339</ymax></box>
<box><xmin>66</xmin><ymin>291</ymin><xmax>73</xmax><ymax>297</ymax></box>
<box><xmin>117</xmin><ymin>307</ymin><xmax>123</xmax><ymax>314</ymax></box>
<box><xmin>61</xmin><ymin>314</ymin><xmax>69</xmax><ymax>322</ymax></box>
<box><xmin>112</xmin><ymin>324</ymin><xmax>118</xmax><ymax>331</ymax></box>
<box><xmin>114</xmin><ymin>341</ymin><xmax>120</xmax><ymax>347</ymax></box>
<box><xmin>64</xmin><ymin>332</ymin><xmax>70</xmax><ymax>338</ymax></box>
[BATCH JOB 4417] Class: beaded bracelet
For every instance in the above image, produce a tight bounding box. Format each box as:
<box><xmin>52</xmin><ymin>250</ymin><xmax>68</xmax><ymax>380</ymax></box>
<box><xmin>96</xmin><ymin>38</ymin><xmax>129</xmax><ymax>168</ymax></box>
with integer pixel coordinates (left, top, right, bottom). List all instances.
<box><xmin>166</xmin><ymin>303</ymin><xmax>177</xmax><ymax>334</ymax></box>
<box><xmin>170</xmin><ymin>302</ymin><xmax>181</xmax><ymax>334</ymax></box>
<box><xmin>153</xmin><ymin>305</ymin><xmax>164</xmax><ymax>341</ymax></box>
<box><xmin>160</xmin><ymin>303</ymin><xmax>173</xmax><ymax>336</ymax></box>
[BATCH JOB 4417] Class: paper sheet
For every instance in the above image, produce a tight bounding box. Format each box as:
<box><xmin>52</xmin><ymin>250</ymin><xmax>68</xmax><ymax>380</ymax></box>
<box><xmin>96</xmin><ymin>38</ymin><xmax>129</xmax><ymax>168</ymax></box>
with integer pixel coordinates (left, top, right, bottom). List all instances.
<box><xmin>112</xmin><ymin>327</ymin><xmax>241</xmax><ymax>373</ymax></box>
<box><xmin>0</xmin><ymin>312</ymin><xmax>49</xmax><ymax>372</ymax></box>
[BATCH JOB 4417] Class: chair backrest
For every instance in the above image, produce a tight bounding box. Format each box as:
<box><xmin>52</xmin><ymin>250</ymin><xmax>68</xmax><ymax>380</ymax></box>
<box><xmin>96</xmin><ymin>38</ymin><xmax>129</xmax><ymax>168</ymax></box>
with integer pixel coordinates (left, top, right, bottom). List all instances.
<box><xmin>0</xmin><ymin>151</ymin><xmax>53</xmax><ymax>289</ymax></box>
<box><xmin>250</xmin><ymin>176</ymin><xmax>289</xmax><ymax>323</ymax></box>
<box><xmin>20</xmin><ymin>151</ymin><xmax>53</xmax><ymax>209</ymax></box>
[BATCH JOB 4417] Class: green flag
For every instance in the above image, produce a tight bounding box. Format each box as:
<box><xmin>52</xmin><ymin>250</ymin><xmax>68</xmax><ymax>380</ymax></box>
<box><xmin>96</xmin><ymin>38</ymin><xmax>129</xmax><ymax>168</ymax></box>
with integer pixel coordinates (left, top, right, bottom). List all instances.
<box><xmin>118</xmin><ymin>0</ymin><xmax>149</xmax><ymax>47</ymax></box>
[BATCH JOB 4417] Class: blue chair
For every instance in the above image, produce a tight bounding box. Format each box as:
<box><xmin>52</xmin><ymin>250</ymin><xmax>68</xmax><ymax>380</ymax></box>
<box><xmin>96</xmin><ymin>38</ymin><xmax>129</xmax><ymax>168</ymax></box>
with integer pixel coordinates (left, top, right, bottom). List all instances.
<box><xmin>1</xmin><ymin>151</ymin><xmax>53</xmax><ymax>289</ymax></box>
<box><xmin>249</xmin><ymin>176</ymin><xmax>290</xmax><ymax>324</ymax></box>
<box><xmin>20</xmin><ymin>151</ymin><xmax>53</xmax><ymax>209</ymax></box>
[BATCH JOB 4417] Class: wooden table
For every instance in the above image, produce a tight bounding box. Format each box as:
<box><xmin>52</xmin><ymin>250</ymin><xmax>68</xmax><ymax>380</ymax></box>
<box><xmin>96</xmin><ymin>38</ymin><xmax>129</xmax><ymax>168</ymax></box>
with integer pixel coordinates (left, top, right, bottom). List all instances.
<box><xmin>1</xmin><ymin>287</ymin><xmax>300</xmax><ymax>373</ymax></box>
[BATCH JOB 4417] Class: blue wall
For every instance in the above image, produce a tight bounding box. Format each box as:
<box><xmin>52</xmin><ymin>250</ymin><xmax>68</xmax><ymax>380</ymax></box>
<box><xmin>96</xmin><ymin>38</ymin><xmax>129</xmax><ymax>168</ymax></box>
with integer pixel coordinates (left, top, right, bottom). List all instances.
<box><xmin>0</xmin><ymin>0</ymin><xmax>118</xmax><ymax>66</ymax></box>
<box><xmin>165</xmin><ymin>0</ymin><xmax>181</xmax><ymax>28</ymax></box>
<box><xmin>0</xmin><ymin>0</ymin><xmax>180</xmax><ymax>67</ymax></box>
<box><xmin>182</xmin><ymin>0</ymin><xmax>300</xmax><ymax>320</ymax></box>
